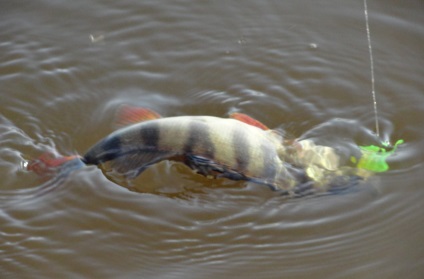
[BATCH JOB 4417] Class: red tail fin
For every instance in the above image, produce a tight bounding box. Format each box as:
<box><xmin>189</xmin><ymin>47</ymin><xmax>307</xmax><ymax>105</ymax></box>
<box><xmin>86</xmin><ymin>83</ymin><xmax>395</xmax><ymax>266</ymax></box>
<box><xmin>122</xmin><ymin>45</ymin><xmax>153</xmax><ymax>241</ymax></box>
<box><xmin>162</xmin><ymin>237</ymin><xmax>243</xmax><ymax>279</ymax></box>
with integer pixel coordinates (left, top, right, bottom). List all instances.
<box><xmin>27</xmin><ymin>152</ymin><xmax>81</xmax><ymax>177</ymax></box>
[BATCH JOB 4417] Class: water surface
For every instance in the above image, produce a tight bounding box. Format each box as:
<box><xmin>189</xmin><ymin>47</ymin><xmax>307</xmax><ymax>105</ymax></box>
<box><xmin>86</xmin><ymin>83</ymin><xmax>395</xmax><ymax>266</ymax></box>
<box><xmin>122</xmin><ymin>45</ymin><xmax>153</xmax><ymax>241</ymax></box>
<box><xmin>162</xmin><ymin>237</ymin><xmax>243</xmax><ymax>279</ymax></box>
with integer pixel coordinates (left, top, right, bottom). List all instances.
<box><xmin>1</xmin><ymin>0</ymin><xmax>423</xmax><ymax>278</ymax></box>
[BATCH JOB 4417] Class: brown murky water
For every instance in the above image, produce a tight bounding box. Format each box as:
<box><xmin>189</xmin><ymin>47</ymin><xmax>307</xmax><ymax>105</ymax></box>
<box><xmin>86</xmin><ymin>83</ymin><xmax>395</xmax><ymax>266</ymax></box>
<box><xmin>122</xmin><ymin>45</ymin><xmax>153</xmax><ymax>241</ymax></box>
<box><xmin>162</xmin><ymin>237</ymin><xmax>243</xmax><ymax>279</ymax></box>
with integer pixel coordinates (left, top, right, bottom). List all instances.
<box><xmin>1</xmin><ymin>0</ymin><xmax>424</xmax><ymax>278</ymax></box>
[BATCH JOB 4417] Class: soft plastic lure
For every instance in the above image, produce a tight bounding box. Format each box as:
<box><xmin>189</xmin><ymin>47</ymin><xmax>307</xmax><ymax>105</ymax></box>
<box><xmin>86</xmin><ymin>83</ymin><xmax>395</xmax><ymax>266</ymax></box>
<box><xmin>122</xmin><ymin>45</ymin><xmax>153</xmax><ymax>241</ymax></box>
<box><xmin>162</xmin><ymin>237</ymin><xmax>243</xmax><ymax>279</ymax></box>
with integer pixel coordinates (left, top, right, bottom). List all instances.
<box><xmin>351</xmin><ymin>139</ymin><xmax>404</xmax><ymax>172</ymax></box>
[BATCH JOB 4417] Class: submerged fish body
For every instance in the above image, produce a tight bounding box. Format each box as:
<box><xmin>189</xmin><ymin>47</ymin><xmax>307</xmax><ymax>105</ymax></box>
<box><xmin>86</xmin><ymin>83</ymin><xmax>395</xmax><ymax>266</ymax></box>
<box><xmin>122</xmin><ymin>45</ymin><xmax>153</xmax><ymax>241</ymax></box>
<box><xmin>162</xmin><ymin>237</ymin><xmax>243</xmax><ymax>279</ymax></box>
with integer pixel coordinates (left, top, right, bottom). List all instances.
<box><xmin>28</xmin><ymin>107</ymin><xmax>383</xmax><ymax>194</ymax></box>
<box><xmin>83</xmin><ymin>116</ymin><xmax>295</xmax><ymax>190</ymax></box>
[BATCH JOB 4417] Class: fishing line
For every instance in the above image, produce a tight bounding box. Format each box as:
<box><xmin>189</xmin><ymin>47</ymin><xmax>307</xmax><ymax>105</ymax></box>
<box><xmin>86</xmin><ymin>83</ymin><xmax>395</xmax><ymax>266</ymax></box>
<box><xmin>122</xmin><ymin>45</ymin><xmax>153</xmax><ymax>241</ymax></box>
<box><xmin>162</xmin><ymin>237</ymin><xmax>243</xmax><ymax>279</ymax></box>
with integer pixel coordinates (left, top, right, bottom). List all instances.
<box><xmin>363</xmin><ymin>0</ymin><xmax>380</xmax><ymax>138</ymax></box>
<box><xmin>352</xmin><ymin>0</ymin><xmax>404</xmax><ymax>173</ymax></box>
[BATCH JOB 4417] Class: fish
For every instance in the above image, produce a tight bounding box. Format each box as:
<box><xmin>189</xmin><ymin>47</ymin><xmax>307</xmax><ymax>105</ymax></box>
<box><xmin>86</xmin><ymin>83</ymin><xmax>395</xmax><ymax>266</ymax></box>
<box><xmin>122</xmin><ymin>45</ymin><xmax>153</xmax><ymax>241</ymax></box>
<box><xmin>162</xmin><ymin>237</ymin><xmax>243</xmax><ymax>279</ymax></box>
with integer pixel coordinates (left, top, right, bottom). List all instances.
<box><xmin>28</xmin><ymin>106</ymin><xmax>299</xmax><ymax>192</ymax></box>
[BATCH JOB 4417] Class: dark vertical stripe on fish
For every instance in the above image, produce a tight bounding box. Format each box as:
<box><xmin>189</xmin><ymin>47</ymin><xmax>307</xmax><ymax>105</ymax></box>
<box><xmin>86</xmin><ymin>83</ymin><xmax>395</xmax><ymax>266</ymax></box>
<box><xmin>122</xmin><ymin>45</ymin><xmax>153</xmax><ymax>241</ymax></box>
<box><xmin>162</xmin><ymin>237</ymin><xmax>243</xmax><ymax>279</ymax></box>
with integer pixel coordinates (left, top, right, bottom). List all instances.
<box><xmin>83</xmin><ymin>135</ymin><xmax>122</xmax><ymax>164</ymax></box>
<box><xmin>140</xmin><ymin>122</ymin><xmax>160</xmax><ymax>148</ymax></box>
<box><xmin>183</xmin><ymin>120</ymin><xmax>215</xmax><ymax>158</ymax></box>
<box><xmin>232</xmin><ymin>128</ymin><xmax>250</xmax><ymax>173</ymax></box>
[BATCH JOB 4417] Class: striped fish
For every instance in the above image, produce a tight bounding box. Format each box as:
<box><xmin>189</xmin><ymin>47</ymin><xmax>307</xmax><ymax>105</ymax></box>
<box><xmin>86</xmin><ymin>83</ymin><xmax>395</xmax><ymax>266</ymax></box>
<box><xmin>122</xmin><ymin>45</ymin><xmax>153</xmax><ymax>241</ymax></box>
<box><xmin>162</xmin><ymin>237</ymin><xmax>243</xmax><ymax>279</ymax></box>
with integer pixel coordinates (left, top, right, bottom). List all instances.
<box><xmin>27</xmin><ymin>106</ymin><xmax>386</xmax><ymax>197</ymax></box>
<box><xmin>27</xmin><ymin>107</ymin><xmax>298</xmax><ymax>191</ymax></box>
<box><xmin>82</xmin><ymin>107</ymin><xmax>297</xmax><ymax>191</ymax></box>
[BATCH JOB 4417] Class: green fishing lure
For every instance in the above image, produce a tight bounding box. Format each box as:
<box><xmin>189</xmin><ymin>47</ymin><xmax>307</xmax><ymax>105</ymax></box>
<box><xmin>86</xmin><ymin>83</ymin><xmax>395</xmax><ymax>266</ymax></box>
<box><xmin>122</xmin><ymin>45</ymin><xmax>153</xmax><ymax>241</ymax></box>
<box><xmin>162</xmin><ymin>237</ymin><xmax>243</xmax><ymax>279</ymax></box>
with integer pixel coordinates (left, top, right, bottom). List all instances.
<box><xmin>351</xmin><ymin>139</ymin><xmax>404</xmax><ymax>172</ymax></box>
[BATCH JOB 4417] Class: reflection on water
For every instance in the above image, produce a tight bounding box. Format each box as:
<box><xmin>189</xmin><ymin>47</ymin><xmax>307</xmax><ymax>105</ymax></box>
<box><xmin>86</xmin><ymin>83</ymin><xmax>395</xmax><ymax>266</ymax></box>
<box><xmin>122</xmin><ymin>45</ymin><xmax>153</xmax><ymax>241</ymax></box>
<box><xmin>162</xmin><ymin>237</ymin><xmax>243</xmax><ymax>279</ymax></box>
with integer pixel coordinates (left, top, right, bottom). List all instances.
<box><xmin>1</xmin><ymin>0</ymin><xmax>424</xmax><ymax>278</ymax></box>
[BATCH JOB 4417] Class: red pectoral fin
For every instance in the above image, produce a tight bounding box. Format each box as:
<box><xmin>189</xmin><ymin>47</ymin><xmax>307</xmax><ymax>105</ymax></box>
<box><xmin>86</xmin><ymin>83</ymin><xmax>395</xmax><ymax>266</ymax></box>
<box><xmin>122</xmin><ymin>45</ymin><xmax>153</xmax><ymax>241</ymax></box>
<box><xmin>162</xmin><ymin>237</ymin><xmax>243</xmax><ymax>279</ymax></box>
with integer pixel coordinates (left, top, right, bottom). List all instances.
<box><xmin>229</xmin><ymin>112</ymin><xmax>269</xmax><ymax>130</ymax></box>
<box><xmin>115</xmin><ymin>105</ymin><xmax>162</xmax><ymax>128</ymax></box>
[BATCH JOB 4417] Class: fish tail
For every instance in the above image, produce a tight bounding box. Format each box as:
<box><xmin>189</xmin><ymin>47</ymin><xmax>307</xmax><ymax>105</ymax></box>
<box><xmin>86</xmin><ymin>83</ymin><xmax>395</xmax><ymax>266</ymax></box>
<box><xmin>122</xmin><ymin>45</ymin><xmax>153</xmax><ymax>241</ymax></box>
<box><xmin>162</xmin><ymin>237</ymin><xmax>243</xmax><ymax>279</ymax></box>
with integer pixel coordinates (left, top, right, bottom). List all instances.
<box><xmin>27</xmin><ymin>151</ymin><xmax>84</xmax><ymax>178</ymax></box>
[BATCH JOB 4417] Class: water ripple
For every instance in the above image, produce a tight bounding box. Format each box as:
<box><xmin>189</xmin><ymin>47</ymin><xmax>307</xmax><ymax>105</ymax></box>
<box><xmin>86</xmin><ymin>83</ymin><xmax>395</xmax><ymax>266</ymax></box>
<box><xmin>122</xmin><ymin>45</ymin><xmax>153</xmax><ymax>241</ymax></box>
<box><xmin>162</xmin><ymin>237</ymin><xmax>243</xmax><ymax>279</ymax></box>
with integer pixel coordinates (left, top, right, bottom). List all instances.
<box><xmin>1</xmin><ymin>0</ymin><xmax>424</xmax><ymax>278</ymax></box>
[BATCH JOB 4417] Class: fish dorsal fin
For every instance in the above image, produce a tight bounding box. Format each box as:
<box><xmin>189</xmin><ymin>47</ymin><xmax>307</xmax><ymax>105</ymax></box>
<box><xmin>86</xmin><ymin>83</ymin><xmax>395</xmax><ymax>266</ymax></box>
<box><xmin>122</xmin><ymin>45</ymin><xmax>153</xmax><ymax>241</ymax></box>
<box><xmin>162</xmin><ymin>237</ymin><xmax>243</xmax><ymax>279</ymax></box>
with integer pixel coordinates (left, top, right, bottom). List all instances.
<box><xmin>229</xmin><ymin>112</ymin><xmax>269</xmax><ymax>130</ymax></box>
<box><xmin>115</xmin><ymin>105</ymin><xmax>162</xmax><ymax>128</ymax></box>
